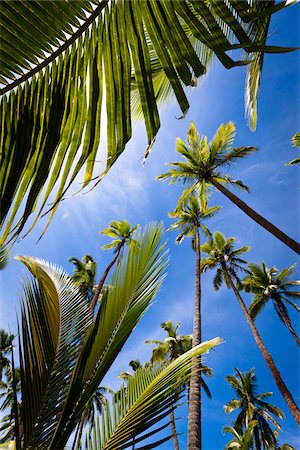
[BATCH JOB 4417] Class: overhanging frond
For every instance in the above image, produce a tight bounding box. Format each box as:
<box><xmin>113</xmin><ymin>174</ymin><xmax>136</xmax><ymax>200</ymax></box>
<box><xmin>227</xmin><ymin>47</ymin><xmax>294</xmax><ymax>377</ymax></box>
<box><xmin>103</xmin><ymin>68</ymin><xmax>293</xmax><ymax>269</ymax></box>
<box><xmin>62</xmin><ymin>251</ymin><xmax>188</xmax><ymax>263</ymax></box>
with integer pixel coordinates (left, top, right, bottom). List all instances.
<box><xmin>0</xmin><ymin>0</ymin><xmax>295</xmax><ymax>245</ymax></box>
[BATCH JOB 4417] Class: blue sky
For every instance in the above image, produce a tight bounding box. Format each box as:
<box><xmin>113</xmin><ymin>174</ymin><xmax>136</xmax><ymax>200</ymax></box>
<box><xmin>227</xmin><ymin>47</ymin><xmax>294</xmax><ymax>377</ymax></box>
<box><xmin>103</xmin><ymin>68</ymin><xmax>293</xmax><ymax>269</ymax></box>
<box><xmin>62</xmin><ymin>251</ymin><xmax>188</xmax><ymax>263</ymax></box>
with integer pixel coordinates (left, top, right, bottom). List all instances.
<box><xmin>0</xmin><ymin>4</ymin><xmax>299</xmax><ymax>449</ymax></box>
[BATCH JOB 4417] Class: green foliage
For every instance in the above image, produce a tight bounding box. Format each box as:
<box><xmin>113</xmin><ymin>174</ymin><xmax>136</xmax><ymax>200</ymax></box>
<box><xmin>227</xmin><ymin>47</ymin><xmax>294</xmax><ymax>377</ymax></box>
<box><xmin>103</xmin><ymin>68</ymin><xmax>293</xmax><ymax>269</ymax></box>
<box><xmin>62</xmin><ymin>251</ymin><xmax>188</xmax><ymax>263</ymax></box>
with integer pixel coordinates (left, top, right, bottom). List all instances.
<box><xmin>286</xmin><ymin>132</ymin><xmax>300</xmax><ymax>165</ymax></box>
<box><xmin>0</xmin><ymin>331</ymin><xmax>14</xmax><ymax>381</ymax></box>
<box><xmin>224</xmin><ymin>420</ymin><xmax>258</xmax><ymax>450</ymax></box>
<box><xmin>168</xmin><ymin>195</ymin><xmax>220</xmax><ymax>244</ymax></box>
<box><xmin>14</xmin><ymin>223</ymin><xmax>215</xmax><ymax>449</ymax></box>
<box><xmin>225</xmin><ymin>368</ymin><xmax>284</xmax><ymax>450</ymax></box>
<box><xmin>100</xmin><ymin>220</ymin><xmax>138</xmax><ymax>251</ymax></box>
<box><xmin>201</xmin><ymin>231</ymin><xmax>250</xmax><ymax>289</ymax></box>
<box><xmin>0</xmin><ymin>246</ymin><xmax>9</xmax><ymax>271</ymax></box>
<box><xmin>69</xmin><ymin>254</ymin><xmax>97</xmax><ymax>300</ymax></box>
<box><xmin>156</xmin><ymin>121</ymin><xmax>256</xmax><ymax>208</ymax></box>
<box><xmin>82</xmin><ymin>338</ymin><xmax>221</xmax><ymax>449</ymax></box>
<box><xmin>242</xmin><ymin>262</ymin><xmax>300</xmax><ymax>344</ymax></box>
<box><xmin>0</xmin><ymin>1</ymin><xmax>295</xmax><ymax>245</ymax></box>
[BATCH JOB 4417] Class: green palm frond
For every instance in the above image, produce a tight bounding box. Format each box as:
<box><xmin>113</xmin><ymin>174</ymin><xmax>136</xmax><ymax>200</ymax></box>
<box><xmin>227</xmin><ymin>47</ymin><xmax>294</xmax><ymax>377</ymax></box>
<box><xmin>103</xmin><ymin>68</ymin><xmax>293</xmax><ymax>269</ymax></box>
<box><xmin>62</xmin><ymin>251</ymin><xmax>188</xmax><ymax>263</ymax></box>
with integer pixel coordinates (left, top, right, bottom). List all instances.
<box><xmin>0</xmin><ymin>245</ymin><xmax>9</xmax><ymax>270</ymax></box>
<box><xmin>14</xmin><ymin>223</ymin><xmax>169</xmax><ymax>449</ymax></box>
<box><xmin>49</xmin><ymin>223</ymin><xmax>168</xmax><ymax>448</ymax></box>
<box><xmin>83</xmin><ymin>338</ymin><xmax>222</xmax><ymax>449</ymax></box>
<box><xmin>16</xmin><ymin>256</ymin><xmax>92</xmax><ymax>448</ymax></box>
<box><xmin>0</xmin><ymin>1</ymin><xmax>296</xmax><ymax>245</ymax></box>
<box><xmin>292</xmin><ymin>132</ymin><xmax>300</xmax><ymax>147</ymax></box>
<box><xmin>225</xmin><ymin>368</ymin><xmax>283</xmax><ymax>449</ymax></box>
<box><xmin>286</xmin><ymin>132</ymin><xmax>300</xmax><ymax>165</ymax></box>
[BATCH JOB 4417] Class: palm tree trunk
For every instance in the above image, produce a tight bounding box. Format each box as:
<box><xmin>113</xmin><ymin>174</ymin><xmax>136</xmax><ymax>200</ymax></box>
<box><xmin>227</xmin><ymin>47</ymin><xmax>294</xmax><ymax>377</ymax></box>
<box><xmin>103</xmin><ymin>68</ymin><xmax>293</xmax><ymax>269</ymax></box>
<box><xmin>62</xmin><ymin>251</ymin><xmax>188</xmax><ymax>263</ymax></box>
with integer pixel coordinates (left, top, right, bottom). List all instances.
<box><xmin>89</xmin><ymin>247</ymin><xmax>121</xmax><ymax>314</ymax></box>
<box><xmin>208</xmin><ymin>177</ymin><xmax>300</xmax><ymax>255</ymax></box>
<box><xmin>170</xmin><ymin>409</ymin><xmax>180</xmax><ymax>450</ymax></box>
<box><xmin>187</xmin><ymin>228</ymin><xmax>202</xmax><ymax>450</ymax></box>
<box><xmin>223</xmin><ymin>265</ymin><xmax>300</xmax><ymax>426</ymax></box>
<box><xmin>11</xmin><ymin>345</ymin><xmax>21</xmax><ymax>450</ymax></box>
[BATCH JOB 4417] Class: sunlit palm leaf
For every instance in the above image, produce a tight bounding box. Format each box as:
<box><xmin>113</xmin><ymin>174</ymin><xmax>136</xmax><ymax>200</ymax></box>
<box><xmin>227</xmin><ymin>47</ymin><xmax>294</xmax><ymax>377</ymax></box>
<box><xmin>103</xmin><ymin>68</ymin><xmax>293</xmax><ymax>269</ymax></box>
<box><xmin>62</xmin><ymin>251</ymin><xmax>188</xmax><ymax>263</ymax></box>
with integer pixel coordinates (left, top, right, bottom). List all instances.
<box><xmin>83</xmin><ymin>338</ymin><xmax>221</xmax><ymax>449</ymax></box>
<box><xmin>0</xmin><ymin>0</ymin><xmax>295</xmax><ymax>246</ymax></box>
<box><xmin>48</xmin><ymin>223</ymin><xmax>168</xmax><ymax>448</ymax></box>
<box><xmin>16</xmin><ymin>257</ymin><xmax>92</xmax><ymax>448</ymax></box>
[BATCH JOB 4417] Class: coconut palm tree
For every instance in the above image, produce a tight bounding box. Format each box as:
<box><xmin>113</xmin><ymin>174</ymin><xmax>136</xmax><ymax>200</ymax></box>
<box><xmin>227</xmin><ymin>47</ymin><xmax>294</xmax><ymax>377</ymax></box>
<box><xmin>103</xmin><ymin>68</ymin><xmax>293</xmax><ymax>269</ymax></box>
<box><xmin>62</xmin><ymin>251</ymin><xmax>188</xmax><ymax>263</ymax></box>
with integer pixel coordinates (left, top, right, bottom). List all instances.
<box><xmin>200</xmin><ymin>231</ymin><xmax>300</xmax><ymax>426</ymax></box>
<box><xmin>225</xmin><ymin>368</ymin><xmax>283</xmax><ymax>449</ymax></box>
<box><xmin>72</xmin><ymin>387</ymin><xmax>111</xmax><ymax>450</ymax></box>
<box><xmin>167</xmin><ymin>196</ymin><xmax>219</xmax><ymax>450</ymax></box>
<box><xmin>0</xmin><ymin>331</ymin><xmax>14</xmax><ymax>381</ymax></box>
<box><xmin>146</xmin><ymin>320</ymin><xmax>212</xmax><ymax>450</ymax></box>
<box><xmin>242</xmin><ymin>262</ymin><xmax>300</xmax><ymax>346</ymax></box>
<box><xmin>8</xmin><ymin>223</ymin><xmax>222</xmax><ymax>449</ymax></box>
<box><xmin>224</xmin><ymin>420</ymin><xmax>258</xmax><ymax>450</ymax></box>
<box><xmin>0</xmin><ymin>1</ymin><xmax>296</xmax><ymax>246</ymax></box>
<box><xmin>69</xmin><ymin>254</ymin><xmax>97</xmax><ymax>301</ymax></box>
<box><xmin>146</xmin><ymin>321</ymin><xmax>192</xmax><ymax>450</ymax></box>
<box><xmin>0</xmin><ymin>368</ymin><xmax>22</xmax><ymax>444</ymax></box>
<box><xmin>156</xmin><ymin>122</ymin><xmax>300</xmax><ymax>254</ymax></box>
<box><xmin>90</xmin><ymin>220</ymin><xmax>138</xmax><ymax>313</ymax></box>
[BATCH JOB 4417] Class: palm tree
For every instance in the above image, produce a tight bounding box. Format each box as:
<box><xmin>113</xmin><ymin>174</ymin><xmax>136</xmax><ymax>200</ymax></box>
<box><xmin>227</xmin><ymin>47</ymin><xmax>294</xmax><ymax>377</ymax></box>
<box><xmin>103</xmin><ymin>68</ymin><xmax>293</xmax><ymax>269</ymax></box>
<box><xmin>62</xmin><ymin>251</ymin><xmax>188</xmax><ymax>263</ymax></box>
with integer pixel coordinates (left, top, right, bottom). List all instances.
<box><xmin>0</xmin><ymin>1</ymin><xmax>296</xmax><ymax>245</ymax></box>
<box><xmin>224</xmin><ymin>420</ymin><xmax>258</xmax><ymax>450</ymax></box>
<box><xmin>146</xmin><ymin>321</ymin><xmax>194</xmax><ymax>450</ymax></box>
<box><xmin>146</xmin><ymin>321</ymin><xmax>213</xmax><ymax>450</ymax></box>
<box><xmin>8</xmin><ymin>223</ymin><xmax>222</xmax><ymax>449</ymax></box>
<box><xmin>0</xmin><ymin>331</ymin><xmax>14</xmax><ymax>381</ymax></box>
<box><xmin>69</xmin><ymin>254</ymin><xmax>97</xmax><ymax>301</ymax></box>
<box><xmin>225</xmin><ymin>368</ymin><xmax>283</xmax><ymax>449</ymax></box>
<box><xmin>72</xmin><ymin>387</ymin><xmax>111</xmax><ymax>450</ymax></box>
<box><xmin>200</xmin><ymin>231</ymin><xmax>300</xmax><ymax>426</ymax></box>
<box><xmin>90</xmin><ymin>220</ymin><xmax>138</xmax><ymax>313</ymax></box>
<box><xmin>0</xmin><ymin>368</ymin><xmax>22</xmax><ymax>444</ymax></box>
<box><xmin>156</xmin><ymin>122</ymin><xmax>300</xmax><ymax>254</ymax></box>
<box><xmin>167</xmin><ymin>196</ymin><xmax>219</xmax><ymax>450</ymax></box>
<box><xmin>242</xmin><ymin>262</ymin><xmax>300</xmax><ymax>346</ymax></box>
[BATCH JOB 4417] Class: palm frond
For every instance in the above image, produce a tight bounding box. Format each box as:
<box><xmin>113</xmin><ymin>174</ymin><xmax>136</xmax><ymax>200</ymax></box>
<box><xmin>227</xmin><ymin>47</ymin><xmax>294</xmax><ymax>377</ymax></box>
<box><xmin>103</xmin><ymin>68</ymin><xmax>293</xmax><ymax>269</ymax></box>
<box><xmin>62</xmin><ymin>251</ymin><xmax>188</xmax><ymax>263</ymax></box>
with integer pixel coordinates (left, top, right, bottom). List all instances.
<box><xmin>0</xmin><ymin>245</ymin><xmax>9</xmax><ymax>270</ymax></box>
<box><xmin>0</xmin><ymin>0</ymin><xmax>295</xmax><ymax>245</ymax></box>
<box><xmin>83</xmin><ymin>338</ymin><xmax>222</xmax><ymax>449</ymax></box>
<box><xmin>49</xmin><ymin>223</ymin><xmax>168</xmax><ymax>448</ymax></box>
<box><xmin>16</xmin><ymin>256</ymin><xmax>92</xmax><ymax>448</ymax></box>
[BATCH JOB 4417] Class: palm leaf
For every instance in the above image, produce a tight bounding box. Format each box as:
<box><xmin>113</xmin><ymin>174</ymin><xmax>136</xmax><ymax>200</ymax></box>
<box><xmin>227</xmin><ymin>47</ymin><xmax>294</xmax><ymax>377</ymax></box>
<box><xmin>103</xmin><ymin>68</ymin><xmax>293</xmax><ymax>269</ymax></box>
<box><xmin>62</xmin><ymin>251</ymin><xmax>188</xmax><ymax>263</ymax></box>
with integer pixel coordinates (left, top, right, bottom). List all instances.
<box><xmin>0</xmin><ymin>0</ymin><xmax>295</xmax><ymax>245</ymax></box>
<box><xmin>83</xmin><ymin>338</ymin><xmax>222</xmax><ymax>449</ymax></box>
<box><xmin>49</xmin><ymin>223</ymin><xmax>168</xmax><ymax>448</ymax></box>
<box><xmin>16</xmin><ymin>256</ymin><xmax>92</xmax><ymax>448</ymax></box>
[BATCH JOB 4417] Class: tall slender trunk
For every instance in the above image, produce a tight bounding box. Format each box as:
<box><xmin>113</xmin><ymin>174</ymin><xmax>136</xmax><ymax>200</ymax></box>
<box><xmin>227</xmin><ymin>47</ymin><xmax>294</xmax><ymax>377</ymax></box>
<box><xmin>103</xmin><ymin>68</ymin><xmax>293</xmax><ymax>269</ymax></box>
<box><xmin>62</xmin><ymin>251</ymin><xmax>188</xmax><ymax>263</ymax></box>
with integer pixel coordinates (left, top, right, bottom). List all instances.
<box><xmin>170</xmin><ymin>409</ymin><xmax>180</xmax><ymax>450</ymax></box>
<box><xmin>11</xmin><ymin>345</ymin><xmax>21</xmax><ymax>449</ymax></box>
<box><xmin>223</xmin><ymin>265</ymin><xmax>300</xmax><ymax>426</ymax></box>
<box><xmin>187</xmin><ymin>228</ymin><xmax>202</xmax><ymax>450</ymax></box>
<box><xmin>208</xmin><ymin>177</ymin><xmax>300</xmax><ymax>255</ymax></box>
<box><xmin>89</xmin><ymin>246</ymin><xmax>122</xmax><ymax>314</ymax></box>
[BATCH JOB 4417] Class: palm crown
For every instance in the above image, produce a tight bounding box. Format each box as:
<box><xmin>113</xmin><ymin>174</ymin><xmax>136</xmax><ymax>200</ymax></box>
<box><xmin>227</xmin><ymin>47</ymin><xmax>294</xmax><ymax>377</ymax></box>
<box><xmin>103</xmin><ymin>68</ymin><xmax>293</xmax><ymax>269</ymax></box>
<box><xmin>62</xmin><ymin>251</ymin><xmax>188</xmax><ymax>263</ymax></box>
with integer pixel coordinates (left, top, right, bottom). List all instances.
<box><xmin>157</xmin><ymin>122</ymin><xmax>300</xmax><ymax>254</ymax></box>
<box><xmin>242</xmin><ymin>262</ymin><xmax>300</xmax><ymax>345</ymax></box>
<box><xmin>225</xmin><ymin>368</ymin><xmax>283</xmax><ymax>449</ymax></box>
<box><xmin>146</xmin><ymin>321</ymin><xmax>193</xmax><ymax>363</ymax></box>
<box><xmin>157</xmin><ymin>122</ymin><xmax>256</xmax><ymax>206</ymax></box>
<box><xmin>100</xmin><ymin>220</ymin><xmax>139</xmax><ymax>252</ymax></box>
<box><xmin>201</xmin><ymin>231</ymin><xmax>250</xmax><ymax>290</ymax></box>
<box><xmin>168</xmin><ymin>195</ymin><xmax>220</xmax><ymax>244</ymax></box>
<box><xmin>69</xmin><ymin>254</ymin><xmax>97</xmax><ymax>300</ymax></box>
